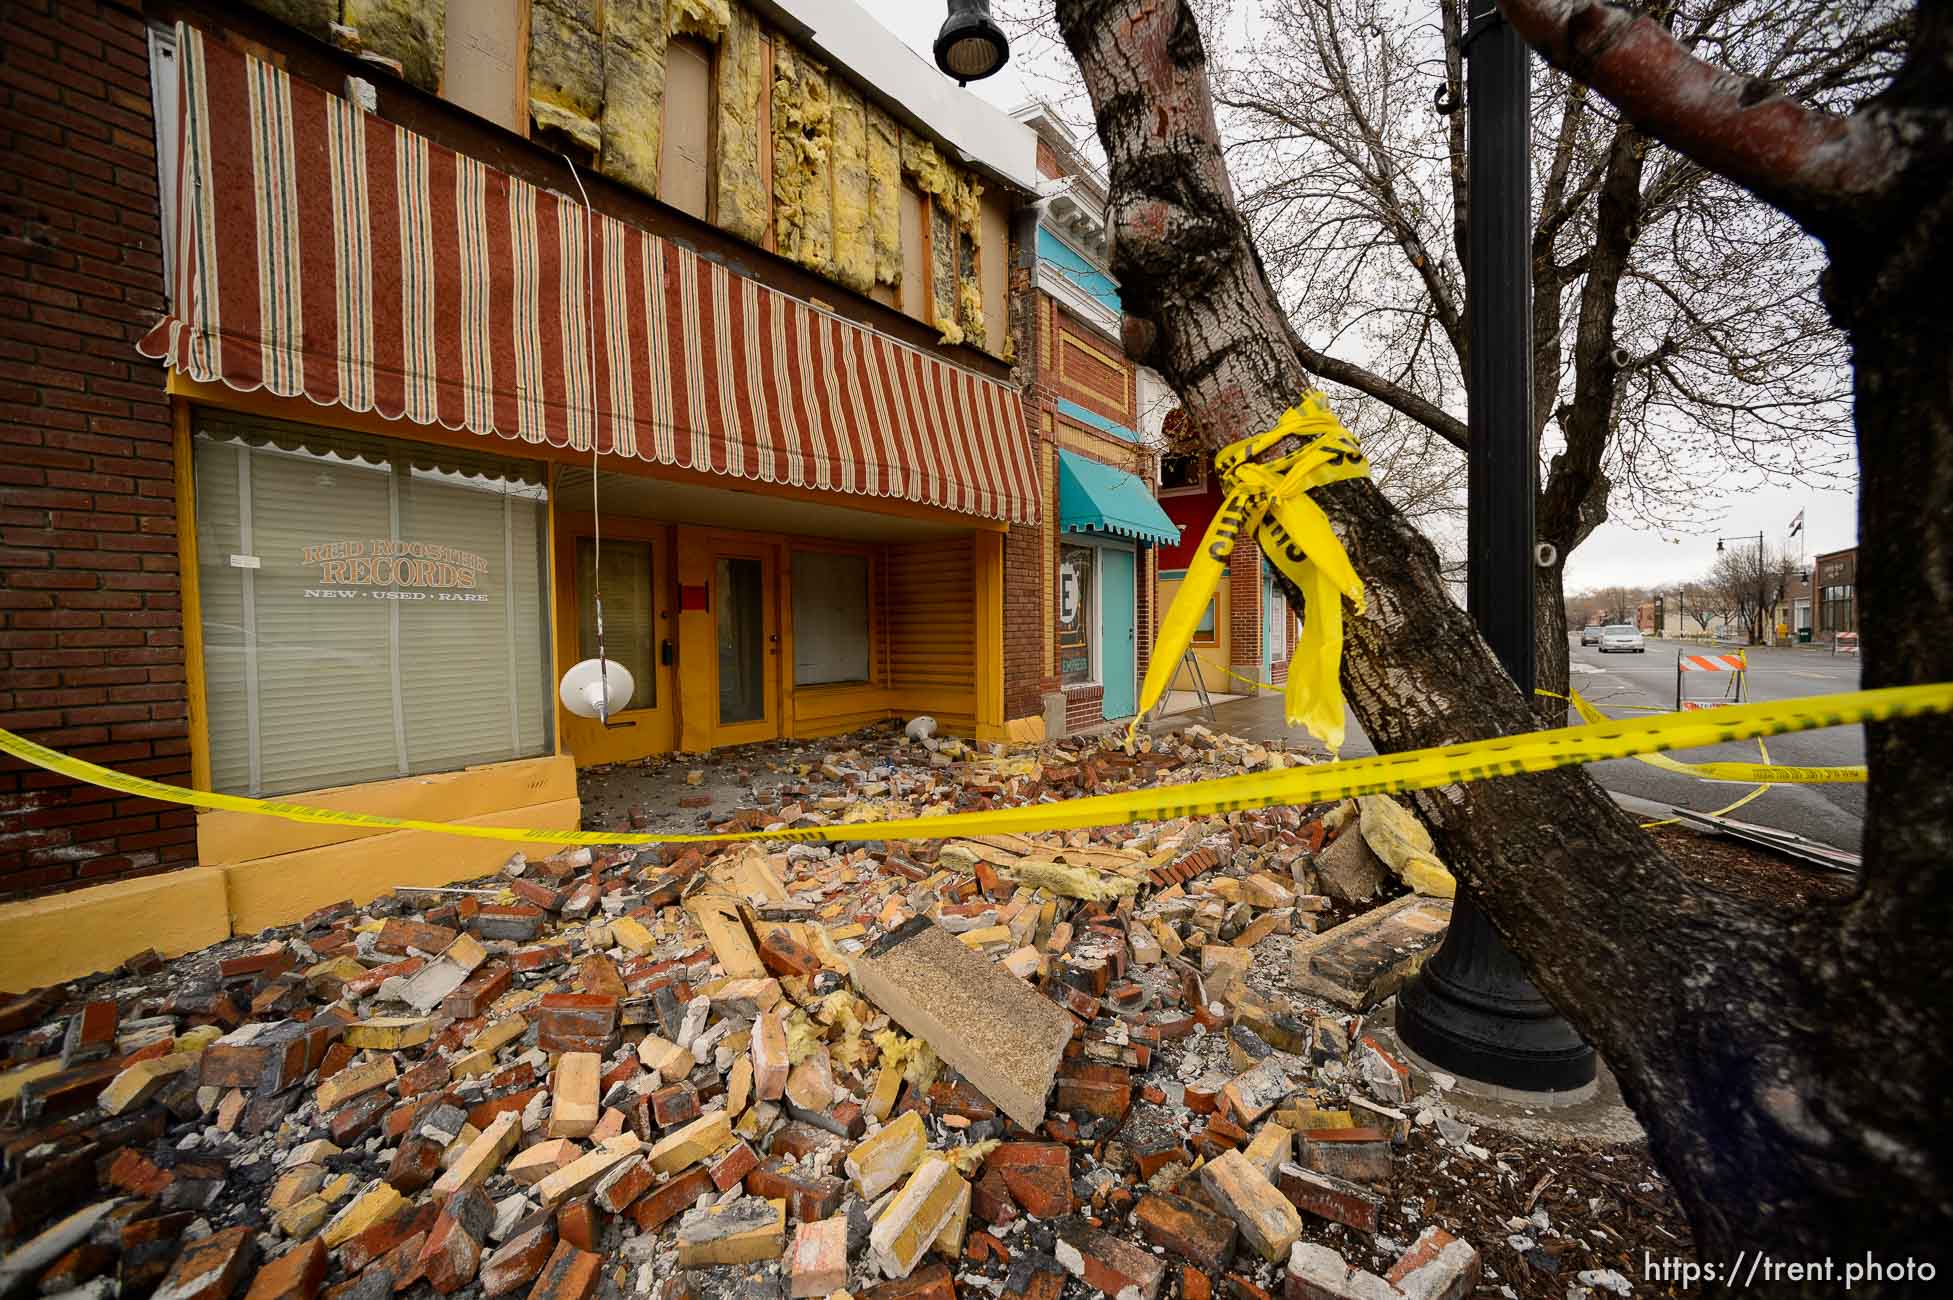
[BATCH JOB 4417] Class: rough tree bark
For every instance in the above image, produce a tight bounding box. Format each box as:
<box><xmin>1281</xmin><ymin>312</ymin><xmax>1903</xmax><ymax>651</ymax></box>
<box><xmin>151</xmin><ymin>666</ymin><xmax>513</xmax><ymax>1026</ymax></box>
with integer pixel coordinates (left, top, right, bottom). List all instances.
<box><xmin>1055</xmin><ymin>0</ymin><xmax>1951</xmax><ymax>1282</ymax></box>
<box><xmin>1500</xmin><ymin>0</ymin><xmax>1953</xmax><ymax>1270</ymax></box>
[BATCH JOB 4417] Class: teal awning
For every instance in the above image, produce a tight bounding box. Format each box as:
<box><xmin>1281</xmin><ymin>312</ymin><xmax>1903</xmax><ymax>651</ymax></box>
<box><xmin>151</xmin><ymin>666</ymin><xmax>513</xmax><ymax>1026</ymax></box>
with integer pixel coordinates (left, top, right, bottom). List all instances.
<box><xmin>1058</xmin><ymin>449</ymin><xmax>1181</xmax><ymax>546</ymax></box>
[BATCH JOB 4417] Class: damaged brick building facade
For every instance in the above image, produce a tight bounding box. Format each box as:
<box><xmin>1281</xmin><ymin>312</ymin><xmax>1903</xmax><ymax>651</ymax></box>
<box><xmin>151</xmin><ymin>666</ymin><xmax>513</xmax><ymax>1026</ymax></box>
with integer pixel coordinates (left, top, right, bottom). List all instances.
<box><xmin>1</xmin><ymin>0</ymin><xmax>1064</xmax><ymax>907</ymax></box>
<box><xmin>1008</xmin><ymin>105</ymin><xmax>1181</xmax><ymax>739</ymax></box>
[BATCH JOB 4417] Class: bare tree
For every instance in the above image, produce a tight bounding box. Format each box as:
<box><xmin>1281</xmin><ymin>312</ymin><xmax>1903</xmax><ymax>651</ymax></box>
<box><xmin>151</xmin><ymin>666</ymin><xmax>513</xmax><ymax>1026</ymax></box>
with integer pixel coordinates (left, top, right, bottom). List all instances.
<box><xmin>1055</xmin><ymin>0</ymin><xmax>1950</xmax><ymax>1278</ymax></box>
<box><xmin>1566</xmin><ymin>583</ymin><xmax>1644</xmax><ymax>625</ymax></box>
<box><xmin>1206</xmin><ymin>0</ymin><xmax>1893</xmax><ymax>711</ymax></box>
<box><xmin>1704</xmin><ymin>539</ymin><xmax>1801</xmax><ymax>643</ymax></box>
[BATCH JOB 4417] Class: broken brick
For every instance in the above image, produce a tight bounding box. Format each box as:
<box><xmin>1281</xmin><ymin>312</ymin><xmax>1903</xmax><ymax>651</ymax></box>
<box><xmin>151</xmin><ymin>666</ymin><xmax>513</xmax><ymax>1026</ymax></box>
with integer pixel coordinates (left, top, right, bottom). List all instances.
<box><xmin>1056</xmin><ymin>1220</ymin><xmax>1168</xmax><ymax>1300</ymax></box>
<box><xmin>1135</xmin><ymin>1191</ymin><xmax>1239</xmax><ymax>1272</ymax></box>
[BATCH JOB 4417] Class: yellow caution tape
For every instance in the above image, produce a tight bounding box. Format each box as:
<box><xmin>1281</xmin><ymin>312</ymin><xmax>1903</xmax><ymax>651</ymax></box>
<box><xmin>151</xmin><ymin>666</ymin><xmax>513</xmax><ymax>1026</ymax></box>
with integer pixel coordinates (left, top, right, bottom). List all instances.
<box><xmin>1213</xmin><ymin>663</ymin><xmax>1279</xmax><ymax>694</ymax></box>
<box><xmin>1540</xmin><ymin>688</ymin><xmax>1776</xmax><ymax>826</ymax></box>
<box><xmin>1543</xmin><ymin>687</ymin><xmax>1869</xmax><ymax>784</ymax></box>
<box><xmin>1</xmin><ymin>685</ymin><xmax>1941</xmax><ymax>849</ymax></box>
<box><xmin>1133</xmin><ymin>393</ymin><xmax>1368</xmax><ymax>751</ymax></box>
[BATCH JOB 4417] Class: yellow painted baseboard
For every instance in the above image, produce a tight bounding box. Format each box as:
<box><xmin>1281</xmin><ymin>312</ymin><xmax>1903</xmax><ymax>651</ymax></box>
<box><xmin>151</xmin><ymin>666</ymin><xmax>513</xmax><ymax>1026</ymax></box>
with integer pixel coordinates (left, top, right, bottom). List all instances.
<box><xmin>0</xmin><ymin>867</ymin><xmax>231</xmax><ymax>991</ymax></box>
<box><xmin>221</xmin><ymin>796</ymin><xmax>583</xmax><ymax>936</ymax></box>
<box><xmin>197</xmin><ymin>755</ymin><xmax>576</xmax><ymax>864</ymax></box>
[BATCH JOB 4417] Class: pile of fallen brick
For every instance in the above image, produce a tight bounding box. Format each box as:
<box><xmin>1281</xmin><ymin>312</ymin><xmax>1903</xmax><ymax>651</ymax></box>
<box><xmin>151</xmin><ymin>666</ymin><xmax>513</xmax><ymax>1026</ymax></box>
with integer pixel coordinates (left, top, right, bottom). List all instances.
<box><xmin>0</xmin><ymin>725</ymin><xmax>1477</xmax><ymax>1300</ymax></box>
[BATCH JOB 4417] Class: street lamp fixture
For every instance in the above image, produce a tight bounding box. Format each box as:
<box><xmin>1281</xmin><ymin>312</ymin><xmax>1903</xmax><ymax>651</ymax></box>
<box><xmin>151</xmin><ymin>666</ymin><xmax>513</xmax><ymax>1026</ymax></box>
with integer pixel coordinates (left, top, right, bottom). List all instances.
<box><xmin>935</xmin><ymin>1</ymin><xmax>1011</xmax><ymax>85</ymax></box>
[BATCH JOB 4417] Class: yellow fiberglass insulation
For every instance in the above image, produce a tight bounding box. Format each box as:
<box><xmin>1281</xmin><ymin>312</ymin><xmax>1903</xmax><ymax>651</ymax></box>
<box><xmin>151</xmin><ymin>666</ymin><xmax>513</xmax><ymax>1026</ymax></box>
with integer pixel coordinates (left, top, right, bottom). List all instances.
<box><xmin>872</xmin><ymin>1028</ymin><xmax>942</xmax><ymax>1091</ymax></box>
<box><xmin>342</xmin><ymin>0</ymin><xmax>445</xmax><ymax>93</ymax></box>
<box><xmin>867</xmin><ymin>108</ymin><xmax>902</xmax><ymax>288</ymax></box>
<box><xmin>900</xmin><ymin>127</ymin><xmax>957</xmax><ymax>200</ymax></box>
<box><xmin>952</xmin><ymin>175</ymin><xmax>982</xmax><ymax>231</ymax></box>
<box><xmin>529</xmin><ymin>99</ymin><xmax>601</xmax><ymax>152</ymax></box>
<box><xmin>598</xmin><ymin>0</ymin><xmax>667</xmax><ymax>197</ymax></box>
<box><xmin>714</xmin><ymin>4</ymin><xmax>768</xmax><ymax>244</ymax></box>
<box><xmin>828</xmin><ymin>80</ymin><xmax>874</xmax><ymax>294</ymax></box>
<box><xmin>773</xmin><ymin>47</ymin><xmax>834</xmax><ymax>275</ymax></box>
<box><xmin>931</xmin><ymin>201</ymin><xmax>960</xmax><ymax>344</ymax></box>
<box><xmin>959</xmin><ymin>280</ymin><xmax>986</xmax><ymax>351</ymax></box>
<box><xmin>529</xmin><ymin>0</ymin><xmax>605</xmax><ymax>125</ymax></box>
<box><xmin>667</xmin><ymin>0</ymin><xmax>730</xmax><ymax>42</ymax></box>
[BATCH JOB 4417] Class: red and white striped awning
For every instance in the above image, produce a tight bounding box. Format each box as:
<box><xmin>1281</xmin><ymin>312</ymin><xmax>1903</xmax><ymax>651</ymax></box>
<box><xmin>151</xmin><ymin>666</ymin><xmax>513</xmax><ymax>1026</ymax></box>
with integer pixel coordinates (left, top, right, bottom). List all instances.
<box><xmin>139</xmin><ymin>25</ymin><xmax>1039</xmax><ymax>525</ymax></box>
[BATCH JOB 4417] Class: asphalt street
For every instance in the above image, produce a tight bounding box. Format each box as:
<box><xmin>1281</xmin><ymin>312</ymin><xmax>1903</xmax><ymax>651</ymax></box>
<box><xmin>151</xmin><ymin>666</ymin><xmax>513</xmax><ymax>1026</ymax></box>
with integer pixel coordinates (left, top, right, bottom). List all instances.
<box><xmin>1191</xmin><ymin>636</ymin><xmax>1867</xmax><ymax>851</ymax></box>
<box><xmin>1554</xmin><ymin>638</ymin><xmax>1865</xmax><ymax>850</ymax></box>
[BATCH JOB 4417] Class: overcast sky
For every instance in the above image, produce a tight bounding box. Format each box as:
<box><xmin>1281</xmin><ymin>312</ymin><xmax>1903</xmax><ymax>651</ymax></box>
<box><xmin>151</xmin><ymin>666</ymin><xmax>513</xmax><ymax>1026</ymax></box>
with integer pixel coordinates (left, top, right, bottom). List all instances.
<box><xmin>855</xmin><ymin>0</ymin><xmax>1861</xmax><ymax>590</ymax></box>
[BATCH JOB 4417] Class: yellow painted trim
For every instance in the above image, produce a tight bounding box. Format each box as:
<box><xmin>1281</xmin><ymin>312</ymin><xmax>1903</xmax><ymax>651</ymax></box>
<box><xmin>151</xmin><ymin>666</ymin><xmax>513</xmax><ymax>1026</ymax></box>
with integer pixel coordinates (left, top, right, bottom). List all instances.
<box><xmin>0</xmin><ymin>867</ymin><xmax>230</xmax><ymax>989</ymax></box>
<box><xmin>168</xmin><ymin>374</ymin><xmax>1007</xmax><ymax>532</ymax></box>
<box><xmin>222</xmin><ymin>796</ymin><xmax>582</xmax><ymax>935</ymax></box>
<box><xmin>173</xmin><ymin>400</ymin><xmax>212</xmax><ymax>791</ymax></box>
<box><xmin>196</xmin><ymin>754</ymin><xmax>575</xmax><ymax>865</ymax></box>
<box><xmin>546</xmin><ymin>464</ymin><xmax>563</xmax><ymax>758</ymax></box>
<box><xmin>973</xmin><ymin>531</ymin><xmax>1004</xmax><ymax>729</ymax></box>
<box><xmin>1056</xmin><ymin>324</ymin><xmax>1123</xmax><ymax>374</ymax></box>
<box><xmin>1042</xmin><ymin>440</ymin><xmax>1057</xmax><ymax>677</ymax></box>
<box><xmin>704</xmin><ymin>537</ymin><xmax>782</xmax><ymax>749</ymax></box>
<box><xmin>1056</xmin><ymin>417</ymin><xmax>1137</xmax><ymax>466</ymax></box>
<box><xmin>552</xmin><ymin>511</ymin><xmax>677</xmax><ymax>764</ymax></box>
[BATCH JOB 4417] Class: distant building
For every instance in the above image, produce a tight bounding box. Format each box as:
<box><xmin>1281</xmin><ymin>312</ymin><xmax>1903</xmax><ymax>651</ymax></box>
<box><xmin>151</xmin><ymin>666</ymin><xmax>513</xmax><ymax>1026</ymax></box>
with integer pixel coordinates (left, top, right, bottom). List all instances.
<box><xmin>1011</xmin><ymin>103</ymin><xmax>1181</xmax><ymax>737</ymax></box>
<box><xmin>1813</xmin><ymin>547</ymin><xmax>1858</xmax><ymax>642</ymax></box>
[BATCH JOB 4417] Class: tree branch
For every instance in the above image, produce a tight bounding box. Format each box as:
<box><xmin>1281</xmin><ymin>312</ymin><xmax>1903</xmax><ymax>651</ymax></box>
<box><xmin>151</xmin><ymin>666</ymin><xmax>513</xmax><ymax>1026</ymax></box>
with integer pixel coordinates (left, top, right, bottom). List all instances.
<box><xmin>1497</xmin><ymin>0</ymin><xmax>1904</xmax><ymax>232</ymax></box>
<box><xmin>1292</xmin><ymin>340</ymin><xmax>1471</xmax><ymax>451</ymax></box>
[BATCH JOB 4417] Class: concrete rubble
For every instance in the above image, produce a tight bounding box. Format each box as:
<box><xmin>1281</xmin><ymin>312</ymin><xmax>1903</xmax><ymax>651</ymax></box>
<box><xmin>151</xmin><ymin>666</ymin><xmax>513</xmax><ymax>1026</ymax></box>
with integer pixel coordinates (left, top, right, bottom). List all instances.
<box><xmin>0</xmin><ymin>723</ymin><xmax>1510</xmax><ymax>1300</ymax></box>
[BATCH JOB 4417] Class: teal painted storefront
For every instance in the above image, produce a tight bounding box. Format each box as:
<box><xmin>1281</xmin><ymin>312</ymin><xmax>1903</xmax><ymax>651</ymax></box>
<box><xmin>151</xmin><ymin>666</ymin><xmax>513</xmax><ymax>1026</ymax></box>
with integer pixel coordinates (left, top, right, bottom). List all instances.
<box><xmin>1100</xmin><ymin>547</ymin><xmax>1137</xmax><ymax>719</ymax></box>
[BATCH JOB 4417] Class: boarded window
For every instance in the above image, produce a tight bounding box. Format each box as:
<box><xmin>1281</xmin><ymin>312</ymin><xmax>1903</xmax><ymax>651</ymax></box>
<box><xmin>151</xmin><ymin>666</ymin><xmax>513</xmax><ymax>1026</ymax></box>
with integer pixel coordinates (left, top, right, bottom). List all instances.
<box><xmin>443</xmin><ymin>0</ymin><xmax>525</xmax><ymax>133</ymax></box>
<box><xmin>661</xmin><ymin>38</ymin><xmax>713</xmax><ymax>220</ymax></box>
<box><xmin>899</xmin><ymin>183</ymin><xmax>929</xmax><ymax>321</ymax></box>
<box><xmin>792</xmin><ymin>551</ymin><xmax>871</xmax><ymax>685</ymax></box>
<box><xmin>980</xmin><ymin>191</ymin><xmax>1009</xmax><ymax>350</ymax></box>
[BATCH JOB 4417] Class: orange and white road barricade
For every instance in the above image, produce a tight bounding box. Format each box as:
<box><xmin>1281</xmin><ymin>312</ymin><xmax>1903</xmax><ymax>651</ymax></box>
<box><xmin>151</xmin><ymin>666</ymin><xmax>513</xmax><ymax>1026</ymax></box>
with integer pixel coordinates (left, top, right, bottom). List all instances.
<box><xmin>1677</xmin><ymin>648</ymin><xmax>1747</xmax><ymax>711</ymax></box>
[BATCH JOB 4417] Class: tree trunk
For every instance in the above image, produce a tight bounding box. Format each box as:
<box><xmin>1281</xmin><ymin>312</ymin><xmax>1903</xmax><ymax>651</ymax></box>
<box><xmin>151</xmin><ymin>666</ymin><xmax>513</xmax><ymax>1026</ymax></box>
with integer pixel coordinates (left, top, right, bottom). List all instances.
<box><xmin>1532</xmin><ymin>557</ymin><xmax>1571</xmax><ymax>716</ymax></box>
<box><xmin>1057</xmin><ymin>0</ymin><xmax>1951</xmax><ymax>1281</ymax></box>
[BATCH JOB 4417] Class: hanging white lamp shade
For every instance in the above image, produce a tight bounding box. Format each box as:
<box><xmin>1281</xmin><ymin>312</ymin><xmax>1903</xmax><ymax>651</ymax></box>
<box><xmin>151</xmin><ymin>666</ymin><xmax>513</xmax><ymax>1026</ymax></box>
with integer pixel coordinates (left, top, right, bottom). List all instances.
<box><xmin>558</xmin><ymin>658</ymin><xmax>635</xmax><ymax>721</ymax></box>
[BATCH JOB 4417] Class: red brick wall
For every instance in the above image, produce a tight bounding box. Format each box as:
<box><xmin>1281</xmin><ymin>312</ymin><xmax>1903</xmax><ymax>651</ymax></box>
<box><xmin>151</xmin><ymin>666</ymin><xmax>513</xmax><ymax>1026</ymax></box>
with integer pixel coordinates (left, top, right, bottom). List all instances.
<box><xmin>1003</xmin><ymin>516</ymin><xmax>1043</xmax><ymax>722</ymax></box>
<box><xmin>0</xmin><ymin>0</ymin><xmax>193</xmax><ymax>900</ymax></box>
<box><xmin>1063</xmin><ymin>684</ymin><xmax>1103</xmax><ymax>733</ymax></box>
<box><xmin>1229</xmin><ymin>537</ymin><xmax>1261</xmax><ymax>667</ymax></box>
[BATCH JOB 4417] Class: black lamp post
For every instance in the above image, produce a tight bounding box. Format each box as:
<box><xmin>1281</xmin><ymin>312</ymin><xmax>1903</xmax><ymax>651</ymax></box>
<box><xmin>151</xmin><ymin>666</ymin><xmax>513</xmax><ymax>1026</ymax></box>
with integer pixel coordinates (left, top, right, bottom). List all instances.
<box><xmin>1395</xmin><ymin>0</ymin><xmax>1597</xmax><ymax>1094</ymax></box>
<box><xmin>935</xmin><ymin>1</ymin><xmax>1011</xmax><ymax>85</ymax></box>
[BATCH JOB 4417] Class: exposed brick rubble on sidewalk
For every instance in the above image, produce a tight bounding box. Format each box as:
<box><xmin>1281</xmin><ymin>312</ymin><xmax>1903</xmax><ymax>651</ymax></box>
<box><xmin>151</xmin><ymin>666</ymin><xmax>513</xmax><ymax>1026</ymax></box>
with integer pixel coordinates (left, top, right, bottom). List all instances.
<box><xmin>0</xmin><ymin>724</ymin><xmax>1691</xmax><ymax>1299</ymax></box>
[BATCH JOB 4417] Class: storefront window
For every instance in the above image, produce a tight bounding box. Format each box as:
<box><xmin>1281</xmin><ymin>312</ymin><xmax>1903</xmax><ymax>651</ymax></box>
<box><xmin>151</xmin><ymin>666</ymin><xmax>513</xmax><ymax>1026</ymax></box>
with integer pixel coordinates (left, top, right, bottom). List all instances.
<box><xmin>1159</xmin><ymin>452</ymin><xmax>1205</xmax><ymax>494</ymax></box>
<box><xmin>576</xmin><ymin>539</ymin><xmax>656</xmax><ymax>710</ymax></box>
<box><xmin>717</xmin><ymin>557</ymin><xmax>768</xmax><ymax>724</ymax></box>
<box><xmin>792</xmin><ymin>551</ymin><xmax>871</xmax><ymax>685</ymax></box>
<box><xmin>1058</xmin><ymin>544</ymin><xmax>1095</xmax><ymax>684</ymax></box>
<box><xmin>1193</xmin><ymin>594</ymin><xmax>1217</xmax><ymax>643</ymax></box>
<box><xmin>192</xmin><ymin>415</ymin><xmax>553</xmax><ymax>796</ymax></box>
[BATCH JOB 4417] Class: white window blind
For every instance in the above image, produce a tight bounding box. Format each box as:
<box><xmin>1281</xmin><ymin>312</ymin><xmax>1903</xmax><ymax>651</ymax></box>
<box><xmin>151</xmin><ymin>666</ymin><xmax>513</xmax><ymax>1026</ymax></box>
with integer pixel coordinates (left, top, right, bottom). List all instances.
<box><xmin>192</xmin><ymin>416</ymin><xmax>553</xmax><ymax>797</ymax></box>
<box><xmin>791</xmin><ymin>551</ymin><xmax>871</xmax><ymax>686</ymax></box>
<box><xmin>575</xmin><ymin>538</ymin><xmax>656</xmax><ymax>711</ymax></box>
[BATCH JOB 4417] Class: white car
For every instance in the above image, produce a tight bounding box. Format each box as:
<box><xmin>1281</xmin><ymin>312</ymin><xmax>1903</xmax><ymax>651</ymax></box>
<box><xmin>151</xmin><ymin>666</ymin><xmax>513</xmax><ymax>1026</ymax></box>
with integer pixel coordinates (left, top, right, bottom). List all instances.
<box><xmin>1599</xmin><ymin>624</ymin><xmax>1645</xmax><ymax>653</ymax></box>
